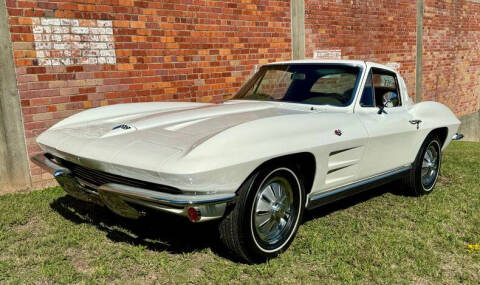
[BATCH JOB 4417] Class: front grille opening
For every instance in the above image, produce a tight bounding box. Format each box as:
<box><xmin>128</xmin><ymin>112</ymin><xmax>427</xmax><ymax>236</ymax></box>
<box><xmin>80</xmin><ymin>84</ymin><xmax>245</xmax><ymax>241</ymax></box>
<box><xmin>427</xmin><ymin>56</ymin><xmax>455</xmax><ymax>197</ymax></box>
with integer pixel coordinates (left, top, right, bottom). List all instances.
<box><xmin>56</xmin><ymin>157</ymin><xmax>181</xmax><ymax>194</ymax></box>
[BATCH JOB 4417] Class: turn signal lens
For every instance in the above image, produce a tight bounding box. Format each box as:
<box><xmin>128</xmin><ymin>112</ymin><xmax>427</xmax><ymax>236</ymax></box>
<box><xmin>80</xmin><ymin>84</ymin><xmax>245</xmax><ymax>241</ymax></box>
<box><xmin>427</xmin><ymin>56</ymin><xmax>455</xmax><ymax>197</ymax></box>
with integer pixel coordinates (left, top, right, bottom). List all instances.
<box><xmin>187</xmin><ymin>207</ymin><xmax>201</xmax><ymax>222</ymax></box>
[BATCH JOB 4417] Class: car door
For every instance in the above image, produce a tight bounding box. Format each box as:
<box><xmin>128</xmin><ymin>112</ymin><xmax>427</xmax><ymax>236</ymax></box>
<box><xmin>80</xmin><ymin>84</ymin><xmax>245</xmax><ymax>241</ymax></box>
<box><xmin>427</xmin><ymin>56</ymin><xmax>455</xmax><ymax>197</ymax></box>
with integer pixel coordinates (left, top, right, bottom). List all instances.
<box><xmin>355</xmin><ymin>68</ymin><xmax>418</xmax><ymax>179</ymax></box>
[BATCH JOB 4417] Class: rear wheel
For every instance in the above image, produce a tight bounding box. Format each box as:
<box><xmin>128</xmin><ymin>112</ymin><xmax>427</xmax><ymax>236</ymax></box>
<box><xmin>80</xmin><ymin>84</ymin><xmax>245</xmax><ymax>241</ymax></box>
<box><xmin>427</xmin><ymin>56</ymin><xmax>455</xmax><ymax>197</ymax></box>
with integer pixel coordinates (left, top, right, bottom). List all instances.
<box><xmin>404</xmin><ymin>134</ymin><xmax>442</xmax><ymax>196</ymax></box>
<box><xmin>219</xmin><ymin>165</ymin><xmax>305</xmax><ymax>263</ymax></box>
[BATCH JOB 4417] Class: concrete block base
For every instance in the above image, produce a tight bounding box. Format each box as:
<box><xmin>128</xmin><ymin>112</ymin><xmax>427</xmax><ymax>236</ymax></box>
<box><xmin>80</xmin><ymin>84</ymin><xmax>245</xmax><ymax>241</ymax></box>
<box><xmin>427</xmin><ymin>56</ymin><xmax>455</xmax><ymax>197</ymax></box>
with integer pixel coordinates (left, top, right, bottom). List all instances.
<box><xmin>459</xmin><ymin>111</ymin><xmax>480</xmax><ymax>142</ymax></box>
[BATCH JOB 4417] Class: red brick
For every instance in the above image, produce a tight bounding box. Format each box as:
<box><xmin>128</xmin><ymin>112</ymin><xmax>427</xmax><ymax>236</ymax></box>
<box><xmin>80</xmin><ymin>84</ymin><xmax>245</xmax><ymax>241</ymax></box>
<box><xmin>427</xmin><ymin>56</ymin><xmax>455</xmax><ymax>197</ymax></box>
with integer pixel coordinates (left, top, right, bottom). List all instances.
<box><xmin>26</xmin><ymin>67</ymin><xmax>46</xmax><ymax>74</ymax></box>
<box><xmin>21</xmin><ymin>99</ymin><xmax>30</xmax><ymax>107</ymax></box>
<box><xmin>17</xmin><ymin>1</ymin><xmax>36</xmax><ymax>8</ymax></box>
<box><xmin>57</xmin><ymin>74</ymin><xmax>75</xmax><ymax>81</ymax></box>
<box><xmin>79</xmin><ymin>87</ymin><xmax>96</xmax><ymax>94</ymax></box>
<box><xmin>37</xmin><ymin>74</ymin><xmax>56</xmax><ymax>81</ymax></box>
<box><xmin>66</xmin><ymin>66</ymin><xmax>83</xmax><ymax>73</ymax></box>
<box><xmin>9</xmin><ymin>25</ymin><xmax>31</xmax><ymax>33</ymax></box>
<box><xmin>70</xmin><ymin>95</ymin><xmax>88</xmax><ymax>102</ymax></box>
<box><xmin>17</xmin><ymin>74</ymin><xmax>37</xmax><ymax>83</ymax></box>
<box><xmin>37</xmin><ymin>2</ymin><xmax>57</xmax><ymax>9</ymax></box>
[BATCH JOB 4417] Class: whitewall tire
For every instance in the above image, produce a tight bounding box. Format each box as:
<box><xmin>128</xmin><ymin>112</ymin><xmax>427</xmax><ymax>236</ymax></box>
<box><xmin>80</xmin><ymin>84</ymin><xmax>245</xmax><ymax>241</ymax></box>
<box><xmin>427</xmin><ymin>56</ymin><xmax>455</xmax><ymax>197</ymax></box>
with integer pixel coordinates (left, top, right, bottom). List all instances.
<box><xmin>219</xmin><ymin>164</ymin><xmax>305</xmax><ymax>263</ymax></box>
<box><xmin>404</xmin><ymin>133</ymin><xmax>442</xmax><ymax>196</ymax></box>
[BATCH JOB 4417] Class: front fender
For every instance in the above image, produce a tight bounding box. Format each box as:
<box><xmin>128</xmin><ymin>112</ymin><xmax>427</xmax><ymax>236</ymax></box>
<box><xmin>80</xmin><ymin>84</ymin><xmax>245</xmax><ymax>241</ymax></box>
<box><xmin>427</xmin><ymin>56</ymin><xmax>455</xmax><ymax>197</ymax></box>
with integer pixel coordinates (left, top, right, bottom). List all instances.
<box><xmin>177</xmin><ymin>112</ymin><xmax>368</xmax><ymax>194</ymax></box>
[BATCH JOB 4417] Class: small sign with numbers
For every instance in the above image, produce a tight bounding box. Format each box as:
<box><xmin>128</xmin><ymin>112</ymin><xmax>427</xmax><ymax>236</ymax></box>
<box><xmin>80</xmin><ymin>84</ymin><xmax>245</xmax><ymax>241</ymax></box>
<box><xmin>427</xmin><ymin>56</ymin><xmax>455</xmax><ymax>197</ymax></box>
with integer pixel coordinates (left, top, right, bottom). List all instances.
<box><xmin>313</xmin><ymin>50</ymin><xmax>342</xmax><ymax>60</ymax></box>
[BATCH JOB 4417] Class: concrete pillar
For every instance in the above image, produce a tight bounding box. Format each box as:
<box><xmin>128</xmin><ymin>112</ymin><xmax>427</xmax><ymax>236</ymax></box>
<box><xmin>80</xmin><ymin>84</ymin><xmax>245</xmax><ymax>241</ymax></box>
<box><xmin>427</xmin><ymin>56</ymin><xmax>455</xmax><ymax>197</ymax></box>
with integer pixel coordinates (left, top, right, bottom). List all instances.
<box><xmin>0</xmin><ymin>0</ymin><xmax>31</xmax><ymax>192</ymax></box>
<box><xmin>291</xmin><ymin>0</ymin><xmax>305</xmax><ymax>60</ymax></box>
<box><xmin>415</xmin><ymin>0</ymin><xmax>424</xmax><ymax>103</ymax></box>
<box><xmin>0</xmin><ymin>103</ymin><xmax>8</xmax><ymax>191</ymax></box>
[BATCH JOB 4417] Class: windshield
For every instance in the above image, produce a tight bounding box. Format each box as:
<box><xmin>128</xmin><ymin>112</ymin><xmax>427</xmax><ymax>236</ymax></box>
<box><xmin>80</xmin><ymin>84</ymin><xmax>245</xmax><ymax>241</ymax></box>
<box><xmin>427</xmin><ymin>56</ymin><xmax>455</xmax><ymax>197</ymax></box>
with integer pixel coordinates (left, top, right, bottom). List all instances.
<box><xmin>234</xmin><ymin>64</ymin><xmax>362</xmax><ymax>107</ymax></box>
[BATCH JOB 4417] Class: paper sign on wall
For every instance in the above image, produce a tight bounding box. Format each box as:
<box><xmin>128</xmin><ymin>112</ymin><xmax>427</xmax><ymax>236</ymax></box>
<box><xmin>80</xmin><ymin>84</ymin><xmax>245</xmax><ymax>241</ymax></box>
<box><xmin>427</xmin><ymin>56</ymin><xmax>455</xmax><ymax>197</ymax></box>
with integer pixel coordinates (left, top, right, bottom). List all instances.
<box><xmin>386</xmin><ymin>62</ymin><xmax>401</xmax><ymax>70</ymax></box>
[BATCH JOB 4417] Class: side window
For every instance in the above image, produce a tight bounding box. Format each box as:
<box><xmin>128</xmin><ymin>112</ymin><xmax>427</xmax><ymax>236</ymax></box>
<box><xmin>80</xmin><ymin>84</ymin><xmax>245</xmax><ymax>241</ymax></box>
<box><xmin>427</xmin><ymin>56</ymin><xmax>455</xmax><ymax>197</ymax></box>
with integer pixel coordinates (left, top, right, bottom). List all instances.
<box><xmin>372</xmin><ymin>69</ymin><xmax>402</xmax><ymax>108</ymax></box>
<box><xmin>360</xmin><ymin>71</ymin><xmax>375</xmax><ymax>107</ymax></box>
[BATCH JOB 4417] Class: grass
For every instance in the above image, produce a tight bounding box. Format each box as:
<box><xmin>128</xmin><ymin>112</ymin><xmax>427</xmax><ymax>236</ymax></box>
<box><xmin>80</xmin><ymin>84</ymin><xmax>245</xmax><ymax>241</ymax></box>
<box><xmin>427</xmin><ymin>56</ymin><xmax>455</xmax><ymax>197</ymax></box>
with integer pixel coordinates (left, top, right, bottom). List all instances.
<box><xmin>0</xmin><ymin>141</ymin><xmax>479</xmax><ymax>284</ymax></box>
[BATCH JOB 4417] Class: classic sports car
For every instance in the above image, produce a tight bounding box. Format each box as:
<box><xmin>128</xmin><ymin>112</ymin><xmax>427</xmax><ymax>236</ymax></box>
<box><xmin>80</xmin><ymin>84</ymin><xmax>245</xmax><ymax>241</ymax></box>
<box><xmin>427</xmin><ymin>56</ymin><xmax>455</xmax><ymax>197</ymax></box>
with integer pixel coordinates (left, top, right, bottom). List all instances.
<box><xmin>32</xmin><ymin>60</ymin><xmax>463</xmax><ymax>263</ymax></box>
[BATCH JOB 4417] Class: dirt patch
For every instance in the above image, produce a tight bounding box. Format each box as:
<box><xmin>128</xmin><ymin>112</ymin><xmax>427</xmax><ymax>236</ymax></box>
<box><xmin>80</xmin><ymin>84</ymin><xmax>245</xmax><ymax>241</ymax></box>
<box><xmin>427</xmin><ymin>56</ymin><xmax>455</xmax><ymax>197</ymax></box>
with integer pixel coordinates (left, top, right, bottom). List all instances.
<box><xmin>13</xmin><ymin>217</ymin><xmax>47</xmax><ymax>235</ymax></box>
<box><xmin>411</xmin><ymin>277</ymin><xmax>433</xmax><ymax>285</ymax></box>
<box><xmin>136</xmin><ymin>272</ymin><xmax>170</xmax><ymax>285</ymax></box>
<box><xmin>436</xmin><ymin>175</ymin><xmax>451</xmax><ymax>187</ymax></box>
<box><xmin>187</xmin><ymin>252</ymin><xmax>214</xmax><ymax>278</ymax></box>
<box><xmin>65</xmin><ymin>249</ymin><xmax>94</xmax><ymax>275</ymax></box>
<box><xmin>440</xmin><ymin>253</ymin><xmax>480</xmax><ymax>282</ymax></box>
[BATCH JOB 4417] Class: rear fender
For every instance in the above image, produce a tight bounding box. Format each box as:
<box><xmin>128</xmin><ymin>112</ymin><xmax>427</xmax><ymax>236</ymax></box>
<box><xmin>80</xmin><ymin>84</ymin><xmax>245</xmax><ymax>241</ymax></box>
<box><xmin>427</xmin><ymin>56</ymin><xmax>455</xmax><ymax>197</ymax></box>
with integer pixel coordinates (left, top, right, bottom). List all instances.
<box><xmin>408</xmin><ymin>101</ymin><xmax>460</xmax><ymax>157</ymax></box>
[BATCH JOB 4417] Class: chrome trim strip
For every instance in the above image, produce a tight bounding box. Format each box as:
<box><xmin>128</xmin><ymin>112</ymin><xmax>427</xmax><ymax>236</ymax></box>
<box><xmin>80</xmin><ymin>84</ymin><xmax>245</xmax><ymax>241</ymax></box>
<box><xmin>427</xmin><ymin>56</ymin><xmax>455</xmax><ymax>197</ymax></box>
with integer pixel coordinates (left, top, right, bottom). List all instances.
<box><xmin>309</xmin><ymin>165</ymin><xmax>412</xmax><ymax>203</ymax></box>
<box><xmin>31</xmin><ymin>153</ymin><xmax>71</xmax><ymax>176</ymax></box>
<box><xmin>98</xmin><ymin>183</ymin><xmax>236</xmax><ymax>207</ymax></box>
<box><xmin>329</xmin><ymin>146</ymin><xmax>360</xmax><ymax>156</ymax></box>
<box><xmin>452</xmin><ymin>133</ymin><xmax>464</xmax><ymax>140</ymax></box>
<box><xmin>327</xmin><ymin>164</ymin><xmax>352</xmax><ymax>174</ymax></box>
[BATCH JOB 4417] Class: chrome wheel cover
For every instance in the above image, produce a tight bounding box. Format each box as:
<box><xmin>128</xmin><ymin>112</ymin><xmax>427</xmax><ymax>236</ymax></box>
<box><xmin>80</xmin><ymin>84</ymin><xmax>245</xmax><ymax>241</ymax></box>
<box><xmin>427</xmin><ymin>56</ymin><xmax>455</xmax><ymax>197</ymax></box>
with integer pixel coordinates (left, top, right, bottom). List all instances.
<box><xmin>253</xmin><ymin>176</ymin><xmax>295</xmax><ymax>246</ymax></box>
<box><xmin>421</xmin><ymin>142</ymin><xmax>440</xmax><ymax>190</ymax></box>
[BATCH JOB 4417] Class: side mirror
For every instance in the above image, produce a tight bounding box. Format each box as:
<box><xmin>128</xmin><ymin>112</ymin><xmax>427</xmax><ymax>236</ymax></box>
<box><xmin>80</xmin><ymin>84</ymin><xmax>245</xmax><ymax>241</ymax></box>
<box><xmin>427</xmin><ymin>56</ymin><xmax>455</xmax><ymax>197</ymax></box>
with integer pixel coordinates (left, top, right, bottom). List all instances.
<box><xmin>377</xmin><ymin>92</ymin><xmax>397</xmax><ymax>114</ymax></box>
<box><xmin>377</xmin><ymin>98</ymin><xmax>391</xmax><ymax>114</ymax></box>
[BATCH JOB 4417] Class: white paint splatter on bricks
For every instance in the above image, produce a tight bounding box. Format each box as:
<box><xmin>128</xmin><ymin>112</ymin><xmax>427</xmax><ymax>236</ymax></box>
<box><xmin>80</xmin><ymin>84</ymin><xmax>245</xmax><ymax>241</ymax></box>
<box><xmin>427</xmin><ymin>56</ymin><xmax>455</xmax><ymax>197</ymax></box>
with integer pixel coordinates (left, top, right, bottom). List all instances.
<box><xmin>32</xmin><ymin>17</ymin><xmax>116</xmax><ymax>66</ymax></box>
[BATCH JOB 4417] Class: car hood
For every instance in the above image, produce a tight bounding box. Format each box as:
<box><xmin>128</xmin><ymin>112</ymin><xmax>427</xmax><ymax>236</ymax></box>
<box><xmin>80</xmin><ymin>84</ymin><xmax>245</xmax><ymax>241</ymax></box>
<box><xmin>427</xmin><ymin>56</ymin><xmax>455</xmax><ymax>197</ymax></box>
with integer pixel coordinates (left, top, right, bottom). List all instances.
<box><xmin>37</xmin><ymin>101</ymin><xmax>306</xmax><ymax>169</ymax></box>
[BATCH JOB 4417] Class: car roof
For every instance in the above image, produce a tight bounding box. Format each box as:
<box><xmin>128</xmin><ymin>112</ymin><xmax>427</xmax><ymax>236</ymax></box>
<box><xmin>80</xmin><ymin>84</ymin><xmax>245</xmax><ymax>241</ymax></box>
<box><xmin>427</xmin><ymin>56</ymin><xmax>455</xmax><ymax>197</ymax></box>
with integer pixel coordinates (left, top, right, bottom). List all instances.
<box><xmin>265</xmin><ymin>59</ymin><xmax>398</xmax><ymax>73</ymax></box>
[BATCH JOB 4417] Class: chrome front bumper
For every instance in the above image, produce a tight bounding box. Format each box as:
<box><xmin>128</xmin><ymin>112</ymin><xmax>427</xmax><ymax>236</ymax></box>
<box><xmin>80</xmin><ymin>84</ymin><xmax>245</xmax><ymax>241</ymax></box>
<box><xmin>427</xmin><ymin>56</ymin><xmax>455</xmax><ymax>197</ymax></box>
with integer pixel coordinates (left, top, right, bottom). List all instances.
<box><xmin>31</xmin><ymin>153</ymin><xmax>236</xmax><ymax>222</ymax></box>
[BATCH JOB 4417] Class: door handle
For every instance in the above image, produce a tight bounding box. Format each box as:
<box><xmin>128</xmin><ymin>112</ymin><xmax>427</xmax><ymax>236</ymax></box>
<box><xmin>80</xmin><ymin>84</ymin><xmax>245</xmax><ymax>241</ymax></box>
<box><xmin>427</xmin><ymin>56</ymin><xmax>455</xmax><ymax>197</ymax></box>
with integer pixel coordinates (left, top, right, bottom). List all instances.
<box><xmin>409</xmin><ymin>120</ymin><xmax>422</xmax><ymax>129</ymax></box>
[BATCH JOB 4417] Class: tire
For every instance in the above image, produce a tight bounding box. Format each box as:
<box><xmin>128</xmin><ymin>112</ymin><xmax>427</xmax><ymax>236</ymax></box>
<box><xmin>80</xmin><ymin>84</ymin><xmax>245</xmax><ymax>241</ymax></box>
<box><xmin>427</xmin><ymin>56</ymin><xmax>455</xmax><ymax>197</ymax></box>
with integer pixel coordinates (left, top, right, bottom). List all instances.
<box><xmin>403</xmin><ymin>133</ymin><xmax>442</xmax><ymax>196</ymax></box>
<box><xmin>218</xmin><ymin>164</ymin><xmax>305</xmax><ymax>263</ymax></box>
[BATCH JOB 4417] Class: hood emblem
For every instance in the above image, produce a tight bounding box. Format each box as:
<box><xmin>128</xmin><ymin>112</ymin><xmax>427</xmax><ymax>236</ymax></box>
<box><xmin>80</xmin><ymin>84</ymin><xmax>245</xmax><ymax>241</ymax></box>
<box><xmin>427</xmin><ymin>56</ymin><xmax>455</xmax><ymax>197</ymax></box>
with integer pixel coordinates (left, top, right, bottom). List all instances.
<box><xmin>112</xmin><ymin>124</ymin><xmax>132</xmax><ymax>130</ymax></box>
<box><xmin>334</xmin><ymin>129</ymin><xmax>342</xmax><ymax>136</ymax></box>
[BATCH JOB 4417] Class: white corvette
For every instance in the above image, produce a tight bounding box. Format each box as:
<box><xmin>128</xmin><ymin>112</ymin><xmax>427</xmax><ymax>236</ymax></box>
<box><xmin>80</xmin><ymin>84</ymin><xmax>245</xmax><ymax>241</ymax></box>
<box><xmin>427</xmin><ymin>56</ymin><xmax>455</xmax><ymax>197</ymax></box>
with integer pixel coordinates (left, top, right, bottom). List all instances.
<box><xmin>33</xmin><ymin>60</ymin><xmax>463</xmax><ymax>263</ymax></box>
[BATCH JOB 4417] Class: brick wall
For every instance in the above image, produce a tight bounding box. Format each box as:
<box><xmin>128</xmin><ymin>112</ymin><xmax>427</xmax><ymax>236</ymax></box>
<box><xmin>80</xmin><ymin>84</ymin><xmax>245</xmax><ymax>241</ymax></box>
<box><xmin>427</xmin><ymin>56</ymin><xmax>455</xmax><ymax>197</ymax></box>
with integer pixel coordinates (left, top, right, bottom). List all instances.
<box><xmin>423</xmin><ymin>0</ymin><xmax>480</xmax><ymax>116</ymax></box>
<box><xmin>3</xmin><ymin>0</ymin><xmax>480</xmax><ymax>187</ymax></box>
<box><xmin>304</xmin><ymin>0</ymin><xmax>418</xmax><ymax>100</ymax></box>
<box><xmin>304</xmin><ymin>0</ymin><xmax>480</xmax><ymax>113</ymax></box>
<box><xmin>6</xmin><ymin>0</ymin><xmax>291</xmax><ymax>186</ymax></box>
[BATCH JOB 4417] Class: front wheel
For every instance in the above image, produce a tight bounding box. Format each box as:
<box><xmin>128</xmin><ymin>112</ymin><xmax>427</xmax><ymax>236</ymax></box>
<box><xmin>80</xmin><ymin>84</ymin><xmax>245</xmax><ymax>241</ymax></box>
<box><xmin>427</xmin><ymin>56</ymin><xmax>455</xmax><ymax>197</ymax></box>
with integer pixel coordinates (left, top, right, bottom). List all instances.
<box><xmin>219</xmin><ymin>165</ymin><xmax>305</xmax><ymax>263</ymax></box>
<box><xmin>403</xmin><ymin>134</ymin><xmax>442</xmax><ymax>196</ymax></box>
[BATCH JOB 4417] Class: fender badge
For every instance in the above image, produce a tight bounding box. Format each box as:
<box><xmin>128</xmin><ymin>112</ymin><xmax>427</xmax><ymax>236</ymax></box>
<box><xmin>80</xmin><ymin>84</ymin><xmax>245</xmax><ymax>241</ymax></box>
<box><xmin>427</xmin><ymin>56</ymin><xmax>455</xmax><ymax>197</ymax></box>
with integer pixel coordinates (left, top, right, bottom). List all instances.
<box><xmin>112</xmin><ymin>124</ymin><xmax>131</xmax><ymax>130</ymax></box>
<box><xmin>335</xmin><ymin>129</ymin><xmax>343</xmax><ymax>136</ymax></box>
